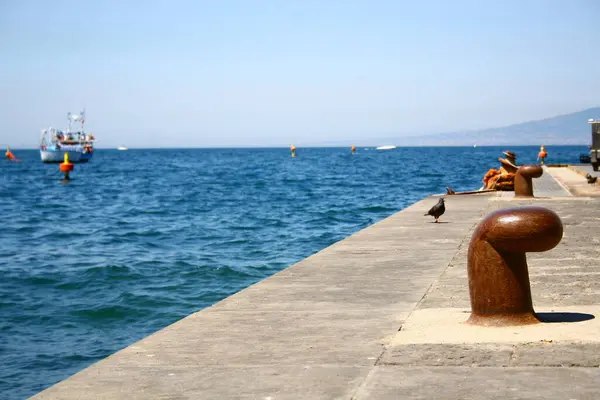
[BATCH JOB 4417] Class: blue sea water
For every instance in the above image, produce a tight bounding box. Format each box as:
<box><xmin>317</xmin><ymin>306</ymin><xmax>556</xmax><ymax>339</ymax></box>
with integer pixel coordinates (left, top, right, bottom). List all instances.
<box><xmin>0</xmin><ymin>145</ymin><xmax>587</xmax><ymax>399</ymax></box>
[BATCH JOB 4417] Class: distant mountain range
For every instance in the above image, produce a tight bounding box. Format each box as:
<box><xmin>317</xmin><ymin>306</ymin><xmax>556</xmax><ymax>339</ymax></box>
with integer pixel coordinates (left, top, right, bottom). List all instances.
<box><xmin>322</xmin><ymin>107</ymin><xmax>599</xmax><ymax>147</ymax></box>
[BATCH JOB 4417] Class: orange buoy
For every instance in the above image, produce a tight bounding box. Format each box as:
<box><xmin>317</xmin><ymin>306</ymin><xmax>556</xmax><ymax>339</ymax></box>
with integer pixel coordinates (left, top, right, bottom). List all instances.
<box><xmin>59</xmin><ymin>156</ymin><xmax>73</xmax><ymax>172</ymax></box>
<box><xmin>59</xmin><ymin>163</ymin><xmax>74</xmax><ymax>172</ymax></box>
<box><xmin>290</xmin><ymin>144</ymin><xmax>296</xmax><ymax>158</ymax></box>
<box><xmin>5</xmin><ymin>146</ymin><xmax>20</xmax><ymax>162</ymax></box>
<box><xmin>59</xmin><ymin>153</ymin><xmax>74</xmax><ymax>180</ymax></box>
<box><xmin>351</xmin><ymin>145</ymin><xmax>356</xmax><ymax>154</ymax></box>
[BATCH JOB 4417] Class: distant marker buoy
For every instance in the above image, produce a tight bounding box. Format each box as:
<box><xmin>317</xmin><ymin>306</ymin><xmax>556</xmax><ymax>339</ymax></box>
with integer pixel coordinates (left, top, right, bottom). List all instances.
<box><xmin>351</xmin><ymin>145</ymin><xmax>356</xmax><ymax>155</ymax></box>
<box><xmin>291</xmin><ymin>144</ymin><xmax>296</xmax><ymax>158</ymax></box>
<box><xmin>59</xmin><ymin>153</ymin><xmax>74</xmax><ymax>180</ymax></box>
<box><xmin>5</xmin><ymin>146</ymin><xmax>20</xmax><ymax>162</ymax></box>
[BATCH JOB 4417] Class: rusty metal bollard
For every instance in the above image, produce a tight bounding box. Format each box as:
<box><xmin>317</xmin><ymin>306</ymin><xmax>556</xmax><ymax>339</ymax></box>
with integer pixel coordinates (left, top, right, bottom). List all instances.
<box><xmin>514</xmin><ymin>165</ymin><xmax>543</xmax><ymax>198</ymax></box>
<box><xmin>467</xmin><ymin>206</ymin><xmax>563</xmax><ymax>326</ymax></box>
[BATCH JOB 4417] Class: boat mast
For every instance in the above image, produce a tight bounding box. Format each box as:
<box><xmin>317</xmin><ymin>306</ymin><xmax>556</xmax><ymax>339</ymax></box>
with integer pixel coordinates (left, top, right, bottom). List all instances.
<box><xmin>80</xmin><ymin>108</ymin><xmax>86</xmax><ymax>134</ymax></box>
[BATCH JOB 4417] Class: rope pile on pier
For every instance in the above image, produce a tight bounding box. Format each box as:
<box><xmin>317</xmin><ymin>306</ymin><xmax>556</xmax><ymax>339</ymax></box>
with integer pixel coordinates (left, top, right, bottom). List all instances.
<box><xmin>482</xmin><ymin>151</ymin><xmax>519</xmax><ymax>191</ymax></box>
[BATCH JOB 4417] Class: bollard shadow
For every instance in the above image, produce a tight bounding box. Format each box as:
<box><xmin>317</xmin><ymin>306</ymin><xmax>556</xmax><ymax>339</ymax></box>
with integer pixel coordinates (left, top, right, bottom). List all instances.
<box><xmin>536</xmin><ymin>312</ymin><xmax>595</xmax><ymax>323</ymax></box>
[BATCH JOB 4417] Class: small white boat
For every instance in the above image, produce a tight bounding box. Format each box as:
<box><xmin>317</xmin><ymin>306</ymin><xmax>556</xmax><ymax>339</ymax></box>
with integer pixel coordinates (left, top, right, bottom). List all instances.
<box><xmin>117</xmin><ymin>146</ymin><xmax>128</xmax><ymax>151</ymax></box>
<box><xmin>39</xmin><ymin>110</ymin><xmax>95</xmax><ymax>163</ymax></box>
<box><xmin>376</xmin><ymin>145</ymin><xmax>397</xmax><ymax>151</ymax></box>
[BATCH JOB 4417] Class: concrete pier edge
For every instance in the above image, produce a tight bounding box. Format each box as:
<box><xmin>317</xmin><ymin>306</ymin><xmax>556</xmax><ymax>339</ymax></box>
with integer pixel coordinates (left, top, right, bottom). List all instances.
<box><xmin>31</xmin><ymin>166</ymin><xmax>600</xmax><ymax>400</ymax></box>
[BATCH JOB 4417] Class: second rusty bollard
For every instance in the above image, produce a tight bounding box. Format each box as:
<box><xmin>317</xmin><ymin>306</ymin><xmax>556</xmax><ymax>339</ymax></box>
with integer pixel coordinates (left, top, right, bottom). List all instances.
<box><xmin>514</xmin><ymin>165</ymin><xmax>543</xmax><ymax>198</ymax></box>
<box><xmin>467</xmin><ymin>206</ymin><xmax>563</xmax><ymax>326</ymax></box>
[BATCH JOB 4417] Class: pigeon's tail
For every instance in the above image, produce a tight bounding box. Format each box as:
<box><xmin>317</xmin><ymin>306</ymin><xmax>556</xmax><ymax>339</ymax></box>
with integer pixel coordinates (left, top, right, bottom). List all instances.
<box><xmin>423</xmin><ymin>213</ymin><xmax>429</xmax><ymax>216</ymax></box>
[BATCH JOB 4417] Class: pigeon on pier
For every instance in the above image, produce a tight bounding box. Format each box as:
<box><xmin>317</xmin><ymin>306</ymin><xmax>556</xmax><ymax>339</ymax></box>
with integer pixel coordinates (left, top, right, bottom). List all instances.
<box><xmin>586</xmin><ymin>173</ymin><xmax>598</xmax><ymax>184</ymax></box>
<box><xmin>424</xmin><ymin>198</ymin><xmax>445</xmax><ymax>223</ymax></box>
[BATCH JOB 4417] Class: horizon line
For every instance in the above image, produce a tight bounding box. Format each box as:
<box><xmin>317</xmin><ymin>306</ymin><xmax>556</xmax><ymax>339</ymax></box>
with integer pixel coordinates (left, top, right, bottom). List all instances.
<box><xmin>6</xmin><ymin>143</ymin><xmax>589</xmax><ymax>151</ymax></box>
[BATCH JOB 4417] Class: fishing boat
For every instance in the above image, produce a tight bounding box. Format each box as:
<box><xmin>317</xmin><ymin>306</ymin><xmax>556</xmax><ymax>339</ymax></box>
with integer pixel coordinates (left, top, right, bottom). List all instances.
<box><xmin>117</xmin><ymin>146</ymin><xmax>128</xmax><ymax>151</ymax></box>
<box><xmin>39</xmin><ymin>110</ymin><xmax>95</xmax><ymax>163</ymax></box>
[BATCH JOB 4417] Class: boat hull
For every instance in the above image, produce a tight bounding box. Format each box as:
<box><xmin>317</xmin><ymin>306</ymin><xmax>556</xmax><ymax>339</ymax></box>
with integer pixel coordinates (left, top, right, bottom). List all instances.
<box><xmin>40</xmin><ymin>150</ymin><xmax>93</xmax><ymax>163</ymax></box>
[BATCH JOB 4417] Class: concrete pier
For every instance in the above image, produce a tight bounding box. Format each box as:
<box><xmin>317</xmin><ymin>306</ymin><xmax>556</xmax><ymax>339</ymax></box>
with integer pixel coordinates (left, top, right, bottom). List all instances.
<box><xmin>32</xmin><ymin>167</ymin><xmax>600</xmax><ymax>399</ymax></box>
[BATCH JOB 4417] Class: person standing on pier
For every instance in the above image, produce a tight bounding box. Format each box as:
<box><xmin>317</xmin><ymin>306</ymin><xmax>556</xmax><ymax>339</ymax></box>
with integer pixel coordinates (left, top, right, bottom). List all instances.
<box><xmin>538</xmin><ymin>145</ymin><xmax>548</xmax><ymax>164</ymax></box>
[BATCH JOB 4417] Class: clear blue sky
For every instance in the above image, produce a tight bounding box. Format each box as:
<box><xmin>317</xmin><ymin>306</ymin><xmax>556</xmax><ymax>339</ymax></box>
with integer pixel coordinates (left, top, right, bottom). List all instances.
<box><xmin>1</xmin><ymin>0</ymin><xmax>599</xmax><ymax>148</ymax></box>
